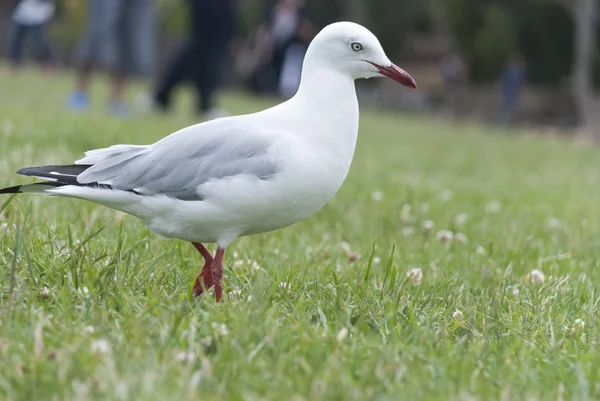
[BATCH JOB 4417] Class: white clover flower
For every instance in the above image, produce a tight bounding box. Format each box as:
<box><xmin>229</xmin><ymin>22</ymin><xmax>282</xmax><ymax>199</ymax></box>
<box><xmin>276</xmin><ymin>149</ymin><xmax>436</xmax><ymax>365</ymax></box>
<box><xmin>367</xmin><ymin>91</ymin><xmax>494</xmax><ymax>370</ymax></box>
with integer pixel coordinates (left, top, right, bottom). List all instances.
<box><xmin>476</xmin><ymin>246</ymin><xmax>486</xmax><ymax>255</ymax></box>
<box><xmin>279</xmin><ymin>282</ymin><xmax>288</xmax><ymax>289</ymax></box>
<box><xmin>39</xmin><ymin>287</ymin><xmax>50</xmax><ymax>299</ymax></box>
<box><xmin>230</xmin><ymin>287</ymin><xmax>242</xmax><ymax>296</ymax></box>
<box><xmin>174</xmin><ymin>351</ymin><xmax>195</xmax><ymax>363</ymax></box>
<box><xmin>2</xmin><ymin>120</ymin><xmax>14</xmax><ymax>134</ymax></box>
<box><xmin>340</xmin><ymin>242</ymin><xmax>358</xmax><ymax>261</ymax></box>
<box><xmin>440</xmin><ymin>190</ymin><xmax>454</xmax><ymax>202</ymax></box>
<box><xmin>435</xmin><ymin>230</ymin><xmax>454</xmax><ymax>244</ymax></box>
<box><xmin>455</xmin><ymin>233</ymin><xmax>468</xmax><ymax>244</ymax></box>
<box><xmin>336</xmin><ymin>327</ymin><xmax>349</xmax><ymax>342</ymax></box>
<box><xmin>339</xmin><ymin>241</ymin><xmax>352</xmax><ymax>252</ymax></box>
<box><xmin>574</xmin><ymin>319</ymin><xmax>585</xmax><ymax>330</ymax></box>
<box><xmin>526</xmin><ymin>269</ymin><xmax>545</xmax><ymax>284</ymax></box>
<box><xmin>90</xmin><ymin>339</ymin><xmax>111</xmax><ymax>356</ymax></box>
<box><xmin>200</xmin><ymin>336</ymin><xmax>213</xmax><ymax>346</ymax></box>
<box><xmin>455</xmin><ymin>213</ymin><xmax>468</xmax><ymax>226</ymax></box>
<box><xmin>372</xmin><ymin>256</ymin><xmax>381</xmax><ymax>265</ymax></box>
<box><xmin>406</xmin><ymin>268</ymin><xmax>423</xmax><ymax>286</ymax></box>
<box><xmin>233</xmin><ymin>260</ymin><xmax>244</xmax><ymax>269</ymax></box>
<box><xmin>82</xmin><ymin>325</ymin><xmax>95</xmax><ymax>334</ymax></box>
<box><xmin>400</xmin><ymin>204</ymin><xmax>411</xmax><ymax>223</ymax></box>
<box><xmin>371</xmin><ymin>190</ymin><xmax>384</xmax><ymax>201</ymax></box>
<box><xmin>423</xmin><ymin>220</ymin><xmax>435</xmax><ymax>232</ymax></box>
<box><xmin>512</xmin><ymin>287</ymin><xmax>519</xmax><ymax>297</ymax></box>
<box><xmin>211</xmin><ymin>322</ymin><xmax>228</xmax><ymax>337</ymax></box>
<box><xmin>485</xmin><ymin>202</ymin><xmax>501</xmax><ymax>214</ymax></box>
<box><xmin>346</xmin><ymin>251</ymin><xmax>358</xmax><ymax>261</ymax></box>
<box><xmin>452</xmin><ymin>309</ymin><xmax>464</xmax><ymax>320</ymax></box>
<box><xmin>548</xmin><ymin>218</ymin><xmax>562</xmax><ymax>229</ymax></box>
<box><xmin>402</xmin><ymin>227</ymin><xmax>415</xmax><ymax>237</ymax></box>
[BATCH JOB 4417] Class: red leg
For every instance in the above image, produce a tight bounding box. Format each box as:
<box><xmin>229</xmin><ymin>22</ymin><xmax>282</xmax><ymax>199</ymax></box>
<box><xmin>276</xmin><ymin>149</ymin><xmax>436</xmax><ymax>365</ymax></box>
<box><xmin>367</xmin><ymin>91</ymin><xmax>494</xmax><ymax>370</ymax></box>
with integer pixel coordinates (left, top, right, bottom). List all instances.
<box><xmin>192</xmin><ymin>242</ymin><xmax>214</xmax><ymax>297</ymax></box>
<box><xmin>212</xmin><ymin>248</ymin><xmax>225</xmax><ymax>302</ymax></box>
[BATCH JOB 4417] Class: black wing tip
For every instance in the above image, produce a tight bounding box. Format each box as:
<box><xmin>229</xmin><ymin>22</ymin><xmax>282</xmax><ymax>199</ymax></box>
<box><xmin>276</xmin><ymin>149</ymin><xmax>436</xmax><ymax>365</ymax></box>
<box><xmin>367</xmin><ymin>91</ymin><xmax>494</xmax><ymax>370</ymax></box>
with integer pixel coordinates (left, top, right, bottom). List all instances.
<box><xmin>0</xmin><ymin>185</ymin><xmax>22</xmax><ymax>194</ymax></box>
<box><xmin>16</xmin><ymin>167</ymin><xmax>32</xmax><ymax>176</ymax></box>
<box><xmin>16</xmin><ymin>164</ymin><xmax>93</xmax><ymax>176</ymax></box>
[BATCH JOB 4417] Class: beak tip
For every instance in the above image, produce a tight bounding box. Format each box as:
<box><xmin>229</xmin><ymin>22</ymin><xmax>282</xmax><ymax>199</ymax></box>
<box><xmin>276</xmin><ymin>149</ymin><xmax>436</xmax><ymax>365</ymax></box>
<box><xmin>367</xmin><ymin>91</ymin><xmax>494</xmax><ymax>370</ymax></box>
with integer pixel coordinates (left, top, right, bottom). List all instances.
<box><xmin>367</xmin><ymin>61</ymin><xmax>418</xmax><ymax>90</ymax></box>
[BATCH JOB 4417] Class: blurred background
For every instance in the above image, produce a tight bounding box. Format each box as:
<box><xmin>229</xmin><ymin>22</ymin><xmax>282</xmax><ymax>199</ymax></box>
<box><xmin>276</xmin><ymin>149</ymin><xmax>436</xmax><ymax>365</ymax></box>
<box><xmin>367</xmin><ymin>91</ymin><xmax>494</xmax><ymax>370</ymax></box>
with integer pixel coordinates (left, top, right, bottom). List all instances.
<box><xmin>0</xmin><ymin>0</ymin><xmax>598</xmax><ymax>135</ymax></box>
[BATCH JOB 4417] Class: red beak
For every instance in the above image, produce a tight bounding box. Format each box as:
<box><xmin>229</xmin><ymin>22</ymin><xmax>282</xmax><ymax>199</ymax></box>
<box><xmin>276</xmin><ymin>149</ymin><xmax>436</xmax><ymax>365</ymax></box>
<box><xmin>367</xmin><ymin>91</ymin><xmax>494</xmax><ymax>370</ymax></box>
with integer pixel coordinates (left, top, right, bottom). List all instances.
<box><xmin>368</xmin><ymin>61</ymin><xmax>417</xmax><ymax>90</ymax></box>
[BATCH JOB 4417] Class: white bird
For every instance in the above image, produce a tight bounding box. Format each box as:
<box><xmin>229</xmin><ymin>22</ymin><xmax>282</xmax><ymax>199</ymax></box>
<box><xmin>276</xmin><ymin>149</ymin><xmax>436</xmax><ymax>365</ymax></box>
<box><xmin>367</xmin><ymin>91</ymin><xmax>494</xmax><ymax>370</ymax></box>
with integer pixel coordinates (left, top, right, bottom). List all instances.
<box><xmin>0</xmin><ymin>22</ymin><xmax>416</xmax><ymax>301</ymax></box>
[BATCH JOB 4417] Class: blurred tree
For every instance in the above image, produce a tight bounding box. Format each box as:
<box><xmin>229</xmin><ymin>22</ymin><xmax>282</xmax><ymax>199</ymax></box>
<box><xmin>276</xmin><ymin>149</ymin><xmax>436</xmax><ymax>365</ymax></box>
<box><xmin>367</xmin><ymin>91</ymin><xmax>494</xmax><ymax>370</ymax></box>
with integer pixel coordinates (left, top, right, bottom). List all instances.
<box><xmin>569</xmin><ymin>0</ymin><xmax>598</xmax><ymax>137</ymax></box>
<box><xmin>471</xmin><ymin>5</ymin><xmax>517</xmax><ymax>82</ymax></box>
<box><xmin>342</xmin><ymin>0</ymin><xmax>368</xmax><ymax>24</ymax></box>
<box><xmin>437</xmin><ymin>0</ymin><xmax>598</xmax><ymax>88</ymax></box>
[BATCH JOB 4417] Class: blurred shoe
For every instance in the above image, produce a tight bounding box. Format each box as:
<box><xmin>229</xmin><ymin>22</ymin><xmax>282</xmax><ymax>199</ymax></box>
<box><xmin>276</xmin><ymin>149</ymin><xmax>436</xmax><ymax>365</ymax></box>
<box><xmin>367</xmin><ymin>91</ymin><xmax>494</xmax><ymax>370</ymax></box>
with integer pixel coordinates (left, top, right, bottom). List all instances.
<box><xmin>204</xmin><ymin>108</ymin><xmax>230</xmax><ymax>121</ymax></box>
<box><xmin>67</xmin><ymin>91</ymin><xmax>90</xmax><ymax>111</ymax></box>
<box><xmin>134</xmin><ymin>92</ymin><xmax>154</xmax><ymax>114</ymax></box>
<box><xmin>108</xmin><ymin>100</ymin><xmax>130</xmax><ymax>118</ymax></box>
<box><xmin>135</xmin><ymin>91</ymin><xmax>170</xmax><ymax>114</ymax></box>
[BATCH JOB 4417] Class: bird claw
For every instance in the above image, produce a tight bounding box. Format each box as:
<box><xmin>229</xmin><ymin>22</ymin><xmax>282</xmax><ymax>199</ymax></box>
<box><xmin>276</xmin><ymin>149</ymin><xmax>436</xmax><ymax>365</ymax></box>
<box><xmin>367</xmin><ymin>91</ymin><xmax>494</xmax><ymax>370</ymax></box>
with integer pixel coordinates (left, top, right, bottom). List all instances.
<box><xmin>193</xmin><ymin>268</ymin><xmax>214</xmax><ymax>297</ymax></box>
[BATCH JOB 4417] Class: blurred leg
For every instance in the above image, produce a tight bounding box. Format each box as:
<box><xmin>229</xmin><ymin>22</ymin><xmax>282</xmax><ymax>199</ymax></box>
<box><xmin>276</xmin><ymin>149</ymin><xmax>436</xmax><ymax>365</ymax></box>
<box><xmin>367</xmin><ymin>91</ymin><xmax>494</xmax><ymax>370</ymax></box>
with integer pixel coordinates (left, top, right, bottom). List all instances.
<box><xmin>154</xmin><ymin>40</ymin><xmax>196</xmax><ymax>111</ymax></box>
<box><xmin>106</xmin><ymin>0</ymin><xmax>130</xmax><ymax>116</ymax></box>
<box><xmin>195</xmin><ymin>43</ymin><xmax>226</xmax><ymax>116</ymax></box>
<box><xmin>74</xmin><ymin>62</ymin><xmax>93</xmax><ymax>93</ymax></box>
<box><xmin>109</xmin><ymin>71</ymin><xmax>126</xmax><ymax>102</ymax></box>
<box><xmin>68</xmin><ymin>61</ymin><xmax>93</xmax><ymax>111</ymax></box>
<box><xmin>128</xmin><ymin>0</ymin><xmax>157</xmax><ymax>78</ymax></box>
<box><xmin>8</xmin><ymin>23</ymin><xmax>28</xmax><ymax>68</ymax></box>
<box><xmin>69</xmin><ymin>0</ymin><xmax>109</xmax><ymax>110</ymax></box>
<box><xmin>195</xmin><ymin>56</ymin><xmax>213</xmax><ymax>113</ymax></box>
<box><xmin>30</xmin><ymin>23</ymin><xmax>53</xmax><ymax>66</ymax></box>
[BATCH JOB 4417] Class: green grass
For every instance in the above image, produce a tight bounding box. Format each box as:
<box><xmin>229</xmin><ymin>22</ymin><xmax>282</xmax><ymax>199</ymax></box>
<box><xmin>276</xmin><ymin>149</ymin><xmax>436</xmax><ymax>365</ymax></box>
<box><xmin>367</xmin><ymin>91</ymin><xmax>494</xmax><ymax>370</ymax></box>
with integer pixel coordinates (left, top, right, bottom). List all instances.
<box><xmin>2</xmin><ymin>68</ymin><xmax>600</xmax><ymax>401</ymax></box>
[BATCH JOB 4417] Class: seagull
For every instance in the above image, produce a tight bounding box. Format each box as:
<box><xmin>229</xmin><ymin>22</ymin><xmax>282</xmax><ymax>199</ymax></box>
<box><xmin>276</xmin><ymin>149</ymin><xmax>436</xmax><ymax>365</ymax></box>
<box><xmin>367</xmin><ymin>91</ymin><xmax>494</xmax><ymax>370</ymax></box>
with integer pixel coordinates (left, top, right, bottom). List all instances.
<box><xmin>0</xmin><ymin>22</ymin><xmax>416</xmax><ymax>301</ymax></box>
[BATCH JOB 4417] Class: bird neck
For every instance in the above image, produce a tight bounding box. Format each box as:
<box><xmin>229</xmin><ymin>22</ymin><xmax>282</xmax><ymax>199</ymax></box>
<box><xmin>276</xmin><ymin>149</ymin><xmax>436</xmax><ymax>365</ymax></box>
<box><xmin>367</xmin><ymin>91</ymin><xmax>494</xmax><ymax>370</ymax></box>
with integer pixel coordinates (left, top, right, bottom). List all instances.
<box><xmin>292</xmin><ymin>59</ymin><xmax>359</xmax><ymax>133</ymax></box>
<box><xmin>286</xmin><ymin>60</ymin><xmax>360</xmax><ymax>161</ymax></box>
<box><xmin>294</xmin><ymin>59</ymin><xmax>357</xmax><ymax>105</ymax></box>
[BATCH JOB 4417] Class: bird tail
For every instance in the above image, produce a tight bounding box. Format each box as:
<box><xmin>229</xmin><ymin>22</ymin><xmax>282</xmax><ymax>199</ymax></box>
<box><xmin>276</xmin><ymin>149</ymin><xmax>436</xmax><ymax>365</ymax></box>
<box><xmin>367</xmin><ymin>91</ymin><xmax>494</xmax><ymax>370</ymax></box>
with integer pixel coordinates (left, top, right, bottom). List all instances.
<box><xmin>0</xmin><ymin>164</ymin><xmax>107</xmax><ymax>197</ymax></box>
<box><xmin>0</xmin><ymin>182</ymin><xmax>65</xmax><ymax>194</ymax></box>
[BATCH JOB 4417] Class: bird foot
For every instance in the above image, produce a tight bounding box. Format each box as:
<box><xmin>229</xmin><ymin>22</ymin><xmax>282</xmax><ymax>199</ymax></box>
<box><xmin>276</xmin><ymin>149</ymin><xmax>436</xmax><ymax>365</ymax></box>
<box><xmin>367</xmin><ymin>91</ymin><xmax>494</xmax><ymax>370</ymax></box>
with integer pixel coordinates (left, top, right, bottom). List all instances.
<box><xmin>191</xmin><ymin>244</ymin><xmax>225</xmax><ymax>302</ymax></box>
<box><xmin>192</xmin><ymin>267</ymin><xmax>215</xmax><ymax>297</ymax></box>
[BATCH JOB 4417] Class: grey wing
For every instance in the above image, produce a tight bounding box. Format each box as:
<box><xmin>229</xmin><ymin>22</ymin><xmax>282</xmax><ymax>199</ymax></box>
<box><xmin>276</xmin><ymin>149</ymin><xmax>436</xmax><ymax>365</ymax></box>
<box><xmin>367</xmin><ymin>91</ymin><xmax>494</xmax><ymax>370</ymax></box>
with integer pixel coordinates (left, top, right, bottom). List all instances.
<box><xmin>75</xmin><ymin>122</ymin><xmax>282</xmax><ymax>201</ymax></box>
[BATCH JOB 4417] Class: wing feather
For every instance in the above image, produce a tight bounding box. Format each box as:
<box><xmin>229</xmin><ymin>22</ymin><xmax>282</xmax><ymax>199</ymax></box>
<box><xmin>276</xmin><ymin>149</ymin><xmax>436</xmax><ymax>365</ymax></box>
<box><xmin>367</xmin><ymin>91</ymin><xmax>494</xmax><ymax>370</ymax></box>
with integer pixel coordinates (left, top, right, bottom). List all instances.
<box><xmin>76</xmin><ymin>118</ymin><xmax>281</xmax><ymax>201</ymax></box>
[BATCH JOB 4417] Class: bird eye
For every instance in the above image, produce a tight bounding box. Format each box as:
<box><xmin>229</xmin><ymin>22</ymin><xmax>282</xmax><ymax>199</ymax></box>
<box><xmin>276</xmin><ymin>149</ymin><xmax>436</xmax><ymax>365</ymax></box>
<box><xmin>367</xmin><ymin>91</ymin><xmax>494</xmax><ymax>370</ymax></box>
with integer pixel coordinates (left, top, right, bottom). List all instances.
<box><xmin>351</xmin><ymin>42</ymin><xmax>363</xmax><ymax>52</ymax></box>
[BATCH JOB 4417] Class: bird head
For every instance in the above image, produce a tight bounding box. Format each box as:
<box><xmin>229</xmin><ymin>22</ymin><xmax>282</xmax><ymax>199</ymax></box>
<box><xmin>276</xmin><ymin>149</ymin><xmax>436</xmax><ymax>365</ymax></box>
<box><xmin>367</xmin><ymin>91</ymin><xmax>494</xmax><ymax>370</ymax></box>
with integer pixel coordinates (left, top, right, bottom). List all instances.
<box><xmin>305</xmin><ymin>21</ymin><xmax>417</xmax><ymax>90</ymax></box>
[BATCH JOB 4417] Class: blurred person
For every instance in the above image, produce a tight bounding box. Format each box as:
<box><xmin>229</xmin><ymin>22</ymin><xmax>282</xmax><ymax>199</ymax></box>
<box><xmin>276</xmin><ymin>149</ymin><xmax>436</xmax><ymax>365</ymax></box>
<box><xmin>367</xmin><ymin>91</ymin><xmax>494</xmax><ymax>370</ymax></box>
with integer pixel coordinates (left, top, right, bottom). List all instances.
<box><xmin>249</xmin><ymin>0</ymin><xmax>316</xmax><ymax>96</ymax></box>
<box><xmin>440</xmin><ymin>52</ymin><xmax>466</xmax><ymax>117</ymax></box>
<box><xmin>67</xmin><ymin>0</ymin><xmax>157</xmax><ymax>117</ymax></box>
<box><xmin>152</xmin><ymin>0</ymin><xmax>237</xmax><ymax>120</ymax></box>
<box><xmin>501</xmin><ymin>53</ymin><xmax>526</xmax><ymax>124</ymax></box>
<box><xmin>278</xmin><ymin>41</ymin><xmax>306</xmax><ymax>98</ymax></box>
<box><xmin>7</xmin><ymin>0</ymin><xmax>57</xmax><ymax>72</ymax></box>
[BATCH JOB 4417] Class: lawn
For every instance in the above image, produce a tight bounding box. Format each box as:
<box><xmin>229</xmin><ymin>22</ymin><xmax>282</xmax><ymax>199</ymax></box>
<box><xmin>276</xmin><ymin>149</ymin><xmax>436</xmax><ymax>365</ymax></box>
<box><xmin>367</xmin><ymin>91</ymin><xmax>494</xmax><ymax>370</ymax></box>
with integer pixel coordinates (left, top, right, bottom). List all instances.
<box><xmin>1</xmin><ymin>69</ymin><xmax>600</xmax><ymax>401</ymax></box>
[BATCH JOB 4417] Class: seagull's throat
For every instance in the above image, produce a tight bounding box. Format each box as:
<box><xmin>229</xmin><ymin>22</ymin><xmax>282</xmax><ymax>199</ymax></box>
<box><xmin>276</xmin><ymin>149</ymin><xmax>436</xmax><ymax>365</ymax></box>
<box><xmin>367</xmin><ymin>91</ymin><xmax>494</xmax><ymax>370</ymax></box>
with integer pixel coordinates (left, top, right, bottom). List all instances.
<box><xmin>288</xmin><ymin>64</ymin><xmax>360</xmax><ymax>164</ymax></box>
<box><xmin>294</xmin><ymin>63</ymin><xmax>358</xmax><ymax>111</ymax></box>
